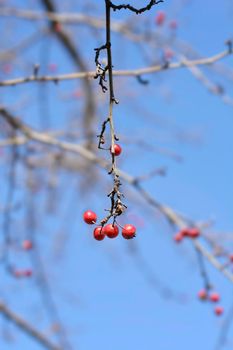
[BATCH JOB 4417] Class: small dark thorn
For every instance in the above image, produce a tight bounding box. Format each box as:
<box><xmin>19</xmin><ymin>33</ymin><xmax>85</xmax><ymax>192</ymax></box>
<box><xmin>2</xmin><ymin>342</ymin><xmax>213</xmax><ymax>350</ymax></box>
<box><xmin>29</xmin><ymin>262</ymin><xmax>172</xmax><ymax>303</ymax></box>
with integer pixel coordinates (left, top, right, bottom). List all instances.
<box><xmin>136</xmin><ymin>75</ymin><xmax>149</xmax><ymax>85</ymax></box>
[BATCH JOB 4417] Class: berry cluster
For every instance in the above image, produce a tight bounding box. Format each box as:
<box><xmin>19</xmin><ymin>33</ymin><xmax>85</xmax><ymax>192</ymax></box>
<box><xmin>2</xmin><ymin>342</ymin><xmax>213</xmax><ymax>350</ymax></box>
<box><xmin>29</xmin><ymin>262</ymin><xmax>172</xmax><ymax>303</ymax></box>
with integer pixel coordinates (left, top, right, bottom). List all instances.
<box><xmin>83</xmin><ymin>210</ymin><xmax>136</xmax><ymax>241</ymax></box>
<box><xmin>174</xmin><ymin>227</ymin><xmax>200</xmax><ymax>242</ymax></box>
<box><xmin>14</xmin><ymin>269</ymin><xmax>32</xmax><ymax>278</ymax></box>
<box><xmin>155</xmin><ymin>10</ymin><xmax>178</xmax><ymax>29</ymax></box>
<box><xmin>154</xmin><ymin>11</ymin><xmax>178</xmax><ymax>62</ymax></box>
<box><xmin>198</xmin><ymin>289</ymin><xmax>224</xmax><ymax>316</ymax></box>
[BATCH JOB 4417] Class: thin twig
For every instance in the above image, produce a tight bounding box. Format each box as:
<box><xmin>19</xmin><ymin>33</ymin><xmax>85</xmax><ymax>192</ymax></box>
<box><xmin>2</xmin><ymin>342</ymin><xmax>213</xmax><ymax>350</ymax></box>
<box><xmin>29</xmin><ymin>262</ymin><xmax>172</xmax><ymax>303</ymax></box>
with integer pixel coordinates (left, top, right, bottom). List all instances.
<box><xmin>0</xmin><ymin>302</ymin><xmax>62</xmax><ymax>350</ymax></box>
<box><xmin>0</xmin><ymin>49</ymin><xmax>231</xmax><ymax>87</ymax></box>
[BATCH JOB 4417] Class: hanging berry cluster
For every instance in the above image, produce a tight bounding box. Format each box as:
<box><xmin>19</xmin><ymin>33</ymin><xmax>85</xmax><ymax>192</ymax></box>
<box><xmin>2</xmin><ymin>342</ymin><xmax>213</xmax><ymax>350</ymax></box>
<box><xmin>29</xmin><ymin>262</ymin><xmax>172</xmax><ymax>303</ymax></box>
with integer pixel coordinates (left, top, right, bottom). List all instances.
<box><xmin>83</xmin><ymin>1</ymin><xmax>163</xmax><ymax>239</ymax></box>
<box><xmin>83</xmin><ymin>210</ymin><xmax>136</xmax><ymax>241</ymax></box>
<box><xmin>197</xmin><ymin>289</ymin><xmax>224</xmax><ymax>316</ymax></box>
<box><xmin>173</xmin><ymin>227</ymin><xmax>200</xmax><ymax>242</ymax></box>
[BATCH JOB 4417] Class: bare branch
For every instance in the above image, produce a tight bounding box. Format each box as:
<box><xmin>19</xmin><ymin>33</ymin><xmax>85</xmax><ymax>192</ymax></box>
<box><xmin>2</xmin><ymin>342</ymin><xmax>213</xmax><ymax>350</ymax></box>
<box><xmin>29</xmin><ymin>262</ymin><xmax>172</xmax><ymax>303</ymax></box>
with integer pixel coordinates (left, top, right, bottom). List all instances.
<box><xmin>0</xmin><ymin>49</ymin><xmax>231</xmax><ymax>87</ymax></box>
<box><xmin>0</xmin><ymin>302</ymin><xmax>62</xmax><ymax>350</ymax></box>
<box><xmin>109</xmin><ymin>0</ymin><xmax>163</xmax><ymax>13</ymax></box>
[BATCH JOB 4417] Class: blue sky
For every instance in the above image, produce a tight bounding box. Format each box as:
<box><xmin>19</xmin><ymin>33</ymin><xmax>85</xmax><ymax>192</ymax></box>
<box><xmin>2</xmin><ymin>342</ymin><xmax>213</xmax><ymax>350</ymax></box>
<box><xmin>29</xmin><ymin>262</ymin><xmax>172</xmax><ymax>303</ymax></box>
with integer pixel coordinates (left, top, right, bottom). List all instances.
<box><xmin>0</xmin><ymin>1</ymin><xmax>233</xmax><ymax>350</ymax></box>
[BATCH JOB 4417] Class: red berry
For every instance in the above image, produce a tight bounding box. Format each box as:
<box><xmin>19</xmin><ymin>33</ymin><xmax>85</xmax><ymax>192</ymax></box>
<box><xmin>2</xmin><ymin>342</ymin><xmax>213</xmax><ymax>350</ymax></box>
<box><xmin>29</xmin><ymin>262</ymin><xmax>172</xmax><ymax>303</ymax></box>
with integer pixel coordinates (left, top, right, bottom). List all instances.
<box><xmin>103</xmin><ymin>224</ymin><xmax>119</xmax><ymax>239</ymax></box>
<box><xmin>83</xmin><ymin>210</ymin><xmax>97</xmax><ymax>225</ymax></box>
<box><xmin>73</xmin><ymin>89</ymin><xmax>83</xmax><ymax>99</ymax></box>
<box><xmin>229</xmin><ymin>254</ymin><xmax>233</xmax><ymax>262</ymax></box>
<box><xmin>185</xmin><ymin>227</ymin><xmax>200</xmax><ymax>238</ymax></box>
<box><xmin>22</xmin><ymin>240</ymin><xmax>33</xmax><ymax>250</ymax></box>
<box><xmin>48</xmin><ymin>63</ymin><xmax>57</xmax><ymax>72</ymax></box>
<box><xmin>214</xmin><ymin>306</ymin><xmax>224</xmax><ymax>316</ymax></box>
<box><xmin>2</xmin><ymin>63</ymin><xmax>12</xmax><ymax>74</ymax></box>
<box><xmin>155</xmin><ymin>11</ymin><xmax>166</xmax><ymax>26</ymax></box>
<box><xmin>164</xmin><ymin>48</ymin><xmax>174</xmax><ymax>60</ymax></box>
<box><xmin>54</xmin><ymin>22</ymin><xmax>62</xmax><ymax>32</ymax></box>
<box><xmin>173</xmin><ymin>232</ymin><xmax>184</xmax><ymax>243</ymax></box>
<box><xmin>169</xmin><ymin>20</ymin><xmax>178</xmax><ymax>30</ymax></box>
<box><xmin>14</xmin><ymin>269</ymin><xmax>32</xmax><ymax>278</ymax></box>
<box><xmin>122</xmin><ymin>224</ymin><xmax>136</xmax><ymax>239</ymax></box>
<box><xmin>180</xmin><ymin>228</ymin><xmax>189</xmax><ymax>236</ymax></box>
<box><xmin>209</xmin><ymin>292</ymin><xmax>220</xmax><ymax>303</ymax></box>
<box><xmin>198</xmin><ymin>289</ymin><xmax>207</xmax><ymax>301</ymax></box>
<box><xmin>111</xmin><ymin>144</ymin><xmax>122</xmax><ymax>156</ymax></box>
<box><xmin>93</xmin><ymin>227</ymin><xmax>105</xmax><ymax>241</ymax></box>
<box><xmin>13</xmin><ymin>270</ymin><xmax>23</xmax><ymax>278</ymax></box>
<box><xmin>23</xmin><ymin>269</ymin><xmax>32</xmax><ymax>277</ymax></box>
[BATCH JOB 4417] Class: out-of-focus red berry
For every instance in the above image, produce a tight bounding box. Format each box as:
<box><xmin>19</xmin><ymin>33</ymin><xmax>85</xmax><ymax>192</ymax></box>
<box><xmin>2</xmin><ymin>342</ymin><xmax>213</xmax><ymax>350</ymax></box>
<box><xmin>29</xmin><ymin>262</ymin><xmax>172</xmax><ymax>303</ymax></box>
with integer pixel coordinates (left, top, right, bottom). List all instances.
<box><xmin>73</xmin><ymin>89</ymin><xmax>83</xmax><ymax>99</ymax></box>
<box><xmin>164</xmin><ymin>48</ymin><xmax>174</xmax><ymax>60</ymax></box>
<box><xmin>83</xmin><ymin>210</ymin><xmax>97</xmax><ymax>225</ymax></box>
<box><xmin>187</xmin><ymin>228</ymin><xmax>200</xmax><ymax>238</ymax></box>
<box><xmin>169</xmin><ymin>20</ymin><xmax>178</xmax><ymax>30</ymax></box>
<box><xmin>2</xmin><ymin>63</ymin><xmax>12</xmax><ymax>74</ymax></box>
<box><xmin>214</xmin><ymin>306</ymin><xmax>224</xmax><ymax>316</ymax></box>
<box><xmin>54</xmin><ymin>22</ymin><xmax>62</xmax><ymax>32</ymax></box>
<box><xmin>23</xmin><ymin>269</ymin><xmax>32</xmax><ymax>277</ymax></box>
<box><xmin>13</xmin><ymin>269</ymin><xmax>32</xmax><ymax>278</ymax></box>
<box><xmin>209</xmin><ymin>292</ymin><xmax>220</xmax><ymax>303</ymax></box>
<box><xmin>48</xmin><ymin>63</ymin><xmax>57</xmax><ymax>72</ymax></box>
<box><xmin>198</xmin><ymin>289</ymin><xmax>208</xmax><ymax>301</ymax></box>
<box><xmin>173</xmin><ymin>232</ymin><xmax>184</xmax><ymax>243</ymax></box>
<box><xmin>13</xmin><ymin>270</ymin><xmax>23</xmax><ymax>278</ymax></box>
<box><xmin>22</xmin><ymin>240</ymin><xmax>33</xmax><ymax>250</ymax></box>
<box><xmin>182</xmin><ymin>227</ymin><xmax>200</xmax><ymax>238</ymax></box>
<box><xmin>155</xmin><ymin>11</ymin><xmax>166</xmax><ymax>26</ymax></box>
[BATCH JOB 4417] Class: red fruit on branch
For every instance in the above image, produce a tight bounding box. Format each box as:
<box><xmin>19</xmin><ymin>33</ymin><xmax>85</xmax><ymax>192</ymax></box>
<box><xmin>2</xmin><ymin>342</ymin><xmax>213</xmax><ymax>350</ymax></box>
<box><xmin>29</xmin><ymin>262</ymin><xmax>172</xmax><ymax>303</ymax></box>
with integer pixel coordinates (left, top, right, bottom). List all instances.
<box><xmin>209</xmin><ymin>292</ymin><xmax>220</xmax><ymax>303</ymax></box>
<box><xmin>2</xmin><ymin>63</ymin><xmax>12</xmax><ymax>74</ymax></box>
<box><xmin>164</xmin><ymin>48</ymin><xmax>174</xmax><ymax>60</ymax></box>
<box><xmin>13</xmin><ymin>270</ymin><xmax>23</xmax><ymax>278</ymax></box>
<box><xmin>13</xmin><ymin>269</ymin><xmax>32</xmax><ymax>278</ymax></box>
<box><xmin>22</xmin><ymin>240</ymin><xmax>33</xmax><ymax>250</ymax></box>
<box><xmin>122</xmin><ymin>224</ymin><xmax>136</xmax><ymax>239</ymax></box>
<box><xmin>103</xmin><ymin>224</ymin><xmax>119</xmax><ymax>238</ymax></box>
<box><xmin>83</xmin><ymin>210</ymin><xmax>97</xmax><ymax>225</ymax></box>
<box><xmin>23</xmin><ymin>269</ymin><xmax>33</xmax><ymax>277</ymax></box>
<box><xmin>198</xmin><ymin>289</ymin><xmax>208</xmax><ymax>301</ymax></box>
<box><xmin>187</xmin><ymin>228</ymin><xmax>200</xmax><ymax>238</ymax></box>
<box><xmin>181</xmin><ymin>227</ymin><xmax>200</xmax><ymax>238</ymax></box>
<box><xmin>93</xmin><ymin>227</ymin><xmax>105</xmax><ymax>241</ymax></box>
<box><xmin>111</xmin><ymin>144</ymin><xmax>122</xmax><ymax>156</ymax></box>
<box><xmin>214</xmin><ymin>306</ymin><xmax>224</xmax><ymax>316</ymax></box>
<box><xmin>155</xmin><ymin>11</ymin><xmax>166</xmax><ymax>26</ymax></box>
<box><xmin>169</xmin><ymin>20</ymin><xmax>178</xmax><ymax>30</ymax></box>
<box><xmin>48</xmin><ymin>63</ymin><xmax>57</xmax><ymax>72</ymax></box>
<box><xmin>54</xmin><ymin>22</ymin><xmax>62</xmax><ymax>32</ymax></box>
<box><xmin>173</xmin><ymin>232</ymin><xmax>184</xmax><ymax>243</ymax></box>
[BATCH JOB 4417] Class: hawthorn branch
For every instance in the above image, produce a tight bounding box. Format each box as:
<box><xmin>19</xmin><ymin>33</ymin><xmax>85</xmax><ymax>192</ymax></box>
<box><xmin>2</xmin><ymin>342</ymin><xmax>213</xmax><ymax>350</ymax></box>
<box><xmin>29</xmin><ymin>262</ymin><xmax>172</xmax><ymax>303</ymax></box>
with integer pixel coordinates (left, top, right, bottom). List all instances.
<box><xmin>94</xmin><ymin>0</ymin><xmax>125</xmax><ymax>226</ymax></box>
<box><xmin>0</xmin><ymin>48</ymin><xmax>231</xmax><ymax>87</ymax></box>
<box><xmin>0</xmin><ymin>302</ymin><xmax>62</xmax><ymax>350</ymax></box>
